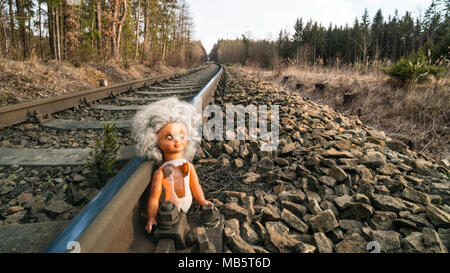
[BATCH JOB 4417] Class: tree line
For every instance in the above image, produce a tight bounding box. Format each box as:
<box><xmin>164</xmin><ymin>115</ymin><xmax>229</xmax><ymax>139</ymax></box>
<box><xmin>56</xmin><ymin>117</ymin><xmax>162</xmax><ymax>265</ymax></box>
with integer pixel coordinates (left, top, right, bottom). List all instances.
<box><xmin>210</xmin><ymin>0</ymin><xmax>449</xmax><ymax>68</ymax></box>
<box><xmin>0</xmin><ymin>0</ymin><xmax>207</xmax><ymax>66</ymax></box>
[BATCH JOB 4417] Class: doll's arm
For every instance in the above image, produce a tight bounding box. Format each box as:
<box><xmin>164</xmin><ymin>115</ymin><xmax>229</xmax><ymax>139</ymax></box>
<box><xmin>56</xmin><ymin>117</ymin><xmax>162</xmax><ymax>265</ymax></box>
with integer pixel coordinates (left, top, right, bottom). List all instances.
<box><xmin>189</xmin><ymin>163</ymin><xmax>212</xmax><ymax>207</ymax></box>
<box><xmin>146</xmin><ymin>168</ymin><xmax>163</xmax><ymax>233</ymax></box>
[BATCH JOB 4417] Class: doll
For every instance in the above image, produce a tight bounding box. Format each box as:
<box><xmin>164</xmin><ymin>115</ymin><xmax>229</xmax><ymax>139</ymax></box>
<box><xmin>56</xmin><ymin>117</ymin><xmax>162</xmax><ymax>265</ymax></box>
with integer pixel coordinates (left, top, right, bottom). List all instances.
<box><xmin>131</xmin><ymin>97</ymin><xmax>212</xmax><ymax>233</ymax></box>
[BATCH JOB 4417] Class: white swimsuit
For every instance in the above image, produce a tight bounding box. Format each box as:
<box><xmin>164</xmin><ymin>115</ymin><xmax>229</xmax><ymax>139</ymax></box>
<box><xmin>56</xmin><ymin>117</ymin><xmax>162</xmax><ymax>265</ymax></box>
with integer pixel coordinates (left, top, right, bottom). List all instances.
<box><xmin>160</xmin><ymin>158</ymin><xmax>192</xmax><ymax>213</ymax></box>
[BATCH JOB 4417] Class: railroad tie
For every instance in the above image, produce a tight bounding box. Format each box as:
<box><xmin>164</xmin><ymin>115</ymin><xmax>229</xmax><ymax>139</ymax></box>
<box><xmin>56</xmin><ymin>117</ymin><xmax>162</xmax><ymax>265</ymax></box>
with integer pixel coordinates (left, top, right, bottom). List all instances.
<box><xmin>41</xmin><ymin>119</ymin><xmax>131</xmax><ymax>130</ymax></box>
<box><xmin>0</xmin><ymin>146</ymin><xmax>136</xmax><ymax>166</ymax></box>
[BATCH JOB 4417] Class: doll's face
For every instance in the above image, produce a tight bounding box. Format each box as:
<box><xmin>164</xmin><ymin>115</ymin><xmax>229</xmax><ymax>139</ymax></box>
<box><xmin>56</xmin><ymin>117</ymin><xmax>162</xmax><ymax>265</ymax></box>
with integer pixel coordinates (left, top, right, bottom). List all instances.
<box><xmin>156</xmin><ymin>122</ymin><xmax>188</xmax><ymax>155</ymax></box>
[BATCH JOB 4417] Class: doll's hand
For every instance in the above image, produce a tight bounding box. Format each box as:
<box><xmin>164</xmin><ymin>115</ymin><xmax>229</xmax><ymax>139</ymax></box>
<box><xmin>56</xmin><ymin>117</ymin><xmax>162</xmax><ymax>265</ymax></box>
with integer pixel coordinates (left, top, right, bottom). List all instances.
<box><xmin>201</xmin><ymin>200</ymin><xmax>213</xmax><ymax>207</ymax></box>
<box><xmin>146</xmin><ymin>218</ymin><xmax>156</xmax><ymax>233</ymax></box>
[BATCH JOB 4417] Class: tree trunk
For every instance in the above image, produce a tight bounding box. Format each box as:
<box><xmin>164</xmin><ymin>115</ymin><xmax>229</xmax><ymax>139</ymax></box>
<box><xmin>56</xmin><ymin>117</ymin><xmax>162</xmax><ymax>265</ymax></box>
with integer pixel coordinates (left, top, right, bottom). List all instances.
<box><xmin>1</xmin><ymin>20</ymin><xmax>8</xmax><ymax>57</ymax></box>
<box><xmin>8</xmin><ymin>0</ymin><xmax>14</xmax><ymax>46</ymax></box>
<box><xmin>96</xmin><ymin>0</ymin><xmax>103</xmax><ymax>58</ymax></box>
<box><xmin>142</xmin><ymin>2</ymin><xmax>150</xmax><ymax>62</ymax></box>
<box><xmin>47</xmin><ymin>3</ymin><xmax>55</xmax><ymax>59</ymax></box>
<box><xmin>55</xmin><ymin>6</ymin><xmax>61</xmax><ymax>60</ymax></box>
<box><xmin>135</xmin><ymin>0</ymin><xmax>140</xmax><ymax>61</ymax></box>
<box><xmin>111</xmin><ymin>0</ymin><xmax>127</xmax><ymax>60</ymax></box>
<box><xmin>27</xmin><ymin>7</ymin><xmax>32</xmax><ymax>56</ymax></box>
<box><xmin>60</xmin><ymin>3</ymin><xmax>65</xmax><ymax>60</ymax></box>
<box><xmin>39</xmin><ymin>1</ymin><xmax>43</xmax><ymax>59</ymax></box>
<box><xmin>16</xmin><ymin>0</ymin><xmax>28</xmax><ymax>59</ymax></box>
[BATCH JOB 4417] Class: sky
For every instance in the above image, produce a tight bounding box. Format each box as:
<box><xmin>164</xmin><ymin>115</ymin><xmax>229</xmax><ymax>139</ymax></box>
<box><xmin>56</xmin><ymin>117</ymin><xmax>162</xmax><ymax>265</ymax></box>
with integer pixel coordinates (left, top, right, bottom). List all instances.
<box><xmin>187</xmin><ymin>0</ymin><xmax>433</xmax><ymax>54</ymax></box>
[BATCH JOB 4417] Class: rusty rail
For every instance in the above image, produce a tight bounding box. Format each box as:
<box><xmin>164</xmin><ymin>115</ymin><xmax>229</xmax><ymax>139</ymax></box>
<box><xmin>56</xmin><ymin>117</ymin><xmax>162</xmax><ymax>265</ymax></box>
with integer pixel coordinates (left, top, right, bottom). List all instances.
<box><xmin>43</xmin><ymin>64</ymin><xmax>224</xmax><ymax>253</ymax></box>
<box><xmin>0</xmin><ymin>65</ymin><xmax>208</xmax><ymax>129</ymax></box>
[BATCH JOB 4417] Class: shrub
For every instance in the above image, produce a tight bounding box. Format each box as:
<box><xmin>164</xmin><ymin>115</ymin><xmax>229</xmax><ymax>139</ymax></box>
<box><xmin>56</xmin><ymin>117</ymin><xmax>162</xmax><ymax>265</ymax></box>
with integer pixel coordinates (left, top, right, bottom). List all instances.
<box><xmin>383</xmin><ymin>51</ymin><xmax>445</xmax><ymax>88</ymax></box>
<box><xmin>87</xmin><ymin>122</ymin><xmax>121</xmax><ymax>188</ymax></box>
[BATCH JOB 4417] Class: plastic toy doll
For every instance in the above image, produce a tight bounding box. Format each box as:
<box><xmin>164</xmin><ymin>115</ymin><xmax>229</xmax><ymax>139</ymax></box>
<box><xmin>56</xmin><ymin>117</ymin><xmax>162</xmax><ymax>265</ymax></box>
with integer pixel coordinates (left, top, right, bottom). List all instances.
<box><xmin>131</xmin><ymin>97</ymin><xmax>212</xmax><ymax>233</ymax></box>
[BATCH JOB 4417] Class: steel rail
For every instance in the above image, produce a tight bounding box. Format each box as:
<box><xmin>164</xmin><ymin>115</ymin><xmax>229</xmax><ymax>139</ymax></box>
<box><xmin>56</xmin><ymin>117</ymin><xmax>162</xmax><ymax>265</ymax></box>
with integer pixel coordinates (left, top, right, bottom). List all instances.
<box><xmin>0</xmin><ymin>65</ymin><xmax>208</xmax><ymax>129</ymax></box>
<box><xmin>43</xmin><ymin>64</ymin><xmax>223</xmax><ymax>253</ymax></box>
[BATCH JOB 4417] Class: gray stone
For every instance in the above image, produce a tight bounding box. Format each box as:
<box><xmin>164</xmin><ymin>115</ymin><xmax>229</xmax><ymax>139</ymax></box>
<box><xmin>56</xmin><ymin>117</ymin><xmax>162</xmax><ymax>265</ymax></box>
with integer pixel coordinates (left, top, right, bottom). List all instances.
<box><xmin>355</xmin><ymin>193</ymin><xmax>371</xmax><ymax>204</ymax></box>
<box><xmin>335</xmin><ymin>233</ymin><xmax>367</xmax><ymax>253</ymax></box>
<box><xmin>45</xmin><ymin>199</ymin><xmax>72</xmax><ymax>214</ymax></box>
<box><xmin>281</xmin><ymin>142</ymin><xmax>297</xmax><ymax>154</ymax></box>
<box><xmin>372</xmin><ymin>230</ymin><xmax>401</xmax><ymax>253</ymax></box>
<box><xmin>360</xmin><ymin>152</ymin><xmax>386</xmax><ymax>169</ymax></box>
<box><xmin>402</xmin><ymin>232</ymin><xmax>425</xmax><ymax>253</ymax></box>
<box><xmin>426</xmin><ymin>204</ymin><xmax>450</xmax><ymax>228</ymax></box>
<box><xmin>260</xmin><ymin>204</ymin><xmax>281</xmax><ymax>222</ymax></box>
<box><xmin>293</xmin><ymin>242</ymin><xmax>317</xmax><ymax>253</ymax></box>
<box><xmin>377</xmin><ymin>175</ymin><xmax>406</xmax><ymax>192</ymax></box>
<box><xmin>264</xmin><ymin>221</ymin><xmax>293</xmax><ymax>253</ymax></box>
<box><xmin>400</xmin><ymin>211</ymin><xmax>434</xmax><ymax>229</ymax></box>
<box><xmin>3</xmin><ymin>211</ymin><xmax>26</xmax><ymax>225</ymax></box>
<box><xmin>386</xmin><ymin>140</ymin><xmax>408</xmax><ymax>153</ymax></box>
<box><xmin>17</xmin><ymin>192</ymin><xmax>33</xmax><ymax>204</ymax></box>
<box><xmin>373</xmin><ymin>185</ymin><xmax>390</xmax><ymax>195</ymax></box>
<box><xmin>250</xmin><ymin>245</ymin><xmax>271</xmax><ymax>253</ymax></box>
<box><xmin>242</xmin><ymin>196</ymin><xmax>255</xmax><ymax>216</ymax></box>
<box><xmin>356</xmin><ymin>182</ymin><xmax>375</xmax><ymax>197</ymax></box>
<box><xmin>240</xmin><ymin>223</ymin><xmax>260</xmax><ymax>245</ymax></box>
<box><xmin>281</xmin><ymin>209</ymin><xmax>309</xmax><ymax>233</ymax></box>
<box><xmin>350</xmin><ymin>202</ymin><xmax>374</xmax><ymax>220</ymax></box>
<box><xmin>339</xmin><ymin>220</ymin><xmax>363</xmax><ymax>231</ymax></box>
<box><xmin>422</xmin><ymin>227</ymin><xmax>448</xmax><ymax>253</ymax></box>
<box><xmin>273</xmin><ymin>158</ymin><xmax>289</xmax><ymax>167</ymax></box>
<box><xmin>369</xmin><ymin>211</ymin><xmax>397</xmax><ymax>230</ymax></box>
<box><xmin>263</xmin><ymin>193</ymin><xmax>277</xmax><ymax>204</ymax></box>
<box><xmin>264</xmin><ymin>221</ymin><xmax>314</xmax><ymax>253</ymax></box>
<box><xmin>223</xmin><ymin>191</ymin><xmax>246</xmax><ymax>200</ymax></box>
<box><xmin>377</xmin><ymin>163</ymin><xmax>401</xmax><ymax>176</ymax></box>
<box><xmin>221</xmin><ymin>203</ymin><xmax>250</xmax><ymax>223</ymax></box>
<box><xmin>334</xmin><ymin>195</ymin><xmax>353</xmax><ymax>210</ymax></box>
<box><xmin>438</xmin><ymin>228</ymin><xmax>450</xmax><ymax>250</ymax></box>
<box><xmin>306</xmin><ymin>191</ymin><xmax>322</xmax><ymax>203</ymax></box>
<box><xmin>253</xmin><ymin>221</ymin><xmax>267</xmax><ymax>243</ymax></box>
<box><xmin>401</xmin><ymin>200</ymin><xmax>422</xmax><ymax>214</ymax></box>
<box><xmin>319</xmin><ymin>176</ymin><xmax>336</xmax><ymax>188</ymax></box>
<box><xmin>257</xmin><ymin>157</ymin><xmax>275</xmax><ymax>173</ymax></box>
<box><xmin>224</xmin><ymin>219</ymin><xmax>240</xmax><ymax>236</ymax></box>
<box><xmin>242</xmin><ymin>172</ymin><xmax>260</xmax><ymax>184</ymax></box>
<box><xmin>308</xmin><ymin>209</ymin><xmax>339</xmax><ymax>233</ymax></box>
<box><xmin>234</xmin><ymin>158</ymin><xmax>244</xmax><ymax>169</ymax></box>
<box><xmin>372</xmin><ymin>194</ymin><xmax>406</xmax><ymax>213</ymax></box>
<box><xmin>223</xmin><ymin>227</ymin><xmax>255</xmax><ymax>253</ymax></box>
<box><xmin>320</xmin><ymin>201</ymin><xmax>339</xmax><ymax>218</ymax></box>
<box><xmin>412</xmin><ymin>159</ymin><xmax>436</xmax><ymax>176</ymax></box>
<box><xmin>322</xmin><ymin>149</ymin><xmax>354</xmax><ymax>158</ymax></box>
<box><xmin>393</xmin><ymin>219</ymin><xmax>417</xmax><ymax>230</ymax></box>
<box><xmin>307</xmin><ymin>199</ymin><xmax>323</xmax><ymax>215</ymax></box>
<box><xmin>329</xmin><ymin>166</ymin><xmax>347</xmax><ymax>182</ymax></box>
<box><xmin>313</xmin><ymin>232</ymin><xmax>334</xmax><ymax>253</ymax></box>
<box><xmin>402</xmin><ymin>186</ymin><xmax>431</xmax><ymax>205</ymax></box>
<box><xmin>278</xmin><ymin>189</ymin><xmax>305</xmax><ymax>203</ymax></box>
<box><xmin>335</xmin><ymin>184</ymin><xmax>350</xmax><ymax>196</ymax></box>
<box><xmin>326</xmin><ymin>228</ymin><xmax>344</xmax><ymax>244</ymax></box>
<box><xmin>281</xmin><ymin>201</ymin><xmax>307</xmax><ymax>218</ymax></box>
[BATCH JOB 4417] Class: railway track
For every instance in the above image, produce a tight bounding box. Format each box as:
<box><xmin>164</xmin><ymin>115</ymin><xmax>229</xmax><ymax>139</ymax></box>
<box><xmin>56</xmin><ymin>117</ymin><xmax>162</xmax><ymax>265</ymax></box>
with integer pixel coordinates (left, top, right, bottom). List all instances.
<box><xmin>0</xmin><ymin>63</ymin><xmax>224</xmax><ymax>253</ymax></box>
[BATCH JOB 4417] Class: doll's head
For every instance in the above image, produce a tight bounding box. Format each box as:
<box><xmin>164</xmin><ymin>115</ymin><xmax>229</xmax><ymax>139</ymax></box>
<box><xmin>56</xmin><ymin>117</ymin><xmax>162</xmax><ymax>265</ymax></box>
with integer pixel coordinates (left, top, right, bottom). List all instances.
<box><xmin>131</xmin><ymin>97</ymin><xmax>199</xmax><ymax>165</ymax></box>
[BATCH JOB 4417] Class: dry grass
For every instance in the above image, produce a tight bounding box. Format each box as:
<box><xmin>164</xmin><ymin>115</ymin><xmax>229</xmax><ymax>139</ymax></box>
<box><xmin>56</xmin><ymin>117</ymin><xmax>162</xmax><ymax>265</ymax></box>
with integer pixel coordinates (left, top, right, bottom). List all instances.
<box><xmin>242</xmin><ymin>64</ymin><xmax>450</xmax><ymax>162</ymax></box>
<box><xmin>0</xmin><ymin>59</ymin><xmax>179</xmax><ymax>107</ymax></box>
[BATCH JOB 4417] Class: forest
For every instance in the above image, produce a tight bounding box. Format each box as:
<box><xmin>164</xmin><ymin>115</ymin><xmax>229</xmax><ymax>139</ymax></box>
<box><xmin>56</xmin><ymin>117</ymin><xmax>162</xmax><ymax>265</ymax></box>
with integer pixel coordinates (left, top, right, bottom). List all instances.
<box><xmin>0</xmin><ymin>0</ymin><xmax>207</xmax><ymax>66</ymax></box>
<box><xmin>209</xmin><ymin>0</ymin><xmax>449</xmax><ymax>69</ymax></box>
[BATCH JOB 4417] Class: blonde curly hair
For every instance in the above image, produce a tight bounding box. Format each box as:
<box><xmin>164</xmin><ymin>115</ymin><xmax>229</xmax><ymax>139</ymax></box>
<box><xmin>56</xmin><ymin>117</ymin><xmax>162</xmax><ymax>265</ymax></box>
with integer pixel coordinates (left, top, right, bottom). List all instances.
<box><xmin>131</xmin><ymin>97</ymin><xmax>200</xmax><ymax>166</ymax></box>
